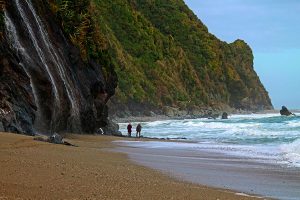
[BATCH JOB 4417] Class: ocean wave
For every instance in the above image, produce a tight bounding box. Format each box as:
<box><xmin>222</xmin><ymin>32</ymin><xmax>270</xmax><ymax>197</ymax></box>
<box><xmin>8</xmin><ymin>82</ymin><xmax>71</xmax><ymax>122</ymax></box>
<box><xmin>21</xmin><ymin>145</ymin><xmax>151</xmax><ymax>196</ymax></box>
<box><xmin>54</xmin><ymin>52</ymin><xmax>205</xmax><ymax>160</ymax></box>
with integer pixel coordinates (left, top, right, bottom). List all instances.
<box><xmin>118</xmin><ymin>113</ymin><xmax>300</xmax><ymax>167</ymax></box>
<box><xmin>287</xmin><ymin>120</ymin><xmax>300</xmax><ymax>128</ymax></box>
<box><xmin>280</xmin><ymin>139</ymin><xmax>300</xmax><ymax>167</ymax></box>
<box><xmin>230</xmin><ymin>113</ymin><xmax>278</xmax><ymax>119</ymax></box>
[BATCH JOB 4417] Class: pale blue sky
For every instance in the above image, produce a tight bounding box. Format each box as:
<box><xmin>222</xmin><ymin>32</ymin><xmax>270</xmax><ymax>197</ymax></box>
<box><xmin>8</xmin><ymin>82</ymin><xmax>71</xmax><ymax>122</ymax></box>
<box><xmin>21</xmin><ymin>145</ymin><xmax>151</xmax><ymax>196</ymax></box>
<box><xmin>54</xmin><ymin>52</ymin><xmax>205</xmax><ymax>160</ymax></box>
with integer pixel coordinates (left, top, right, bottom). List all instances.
<box><xmin>184</xmin><ymin>0</ymin><xmax>300</xmax><ymax>109</ymax></box>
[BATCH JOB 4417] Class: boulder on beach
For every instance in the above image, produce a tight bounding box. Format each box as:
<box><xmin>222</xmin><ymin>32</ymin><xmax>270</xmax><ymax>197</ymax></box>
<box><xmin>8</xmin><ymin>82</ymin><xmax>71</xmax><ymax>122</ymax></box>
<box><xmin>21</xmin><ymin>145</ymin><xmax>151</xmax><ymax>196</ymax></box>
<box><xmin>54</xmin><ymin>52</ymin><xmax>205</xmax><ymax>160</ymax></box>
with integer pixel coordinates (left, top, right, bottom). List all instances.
<box><xmin>49</xmin><ymin>133</ymin><xmax>64</xmax><ymax>144</ymax></box>
<box><xmin>221</xmin><ymin>112</ymin><xmax>228</xmax><ymax>119</ymax></box>
<box><xmin>101</xmin><ymin>120</ymin><xmax>122</xmax><ymax>136</ymax></box>
<box><xmin>34</xmin><ymin>133</ymin><xmax>75</xmax><ymax>146</ymax></box>
<box><xmin>280</xmin><ymin>106</ymin><xmax>293</xmax><ymax>116</ymax></box>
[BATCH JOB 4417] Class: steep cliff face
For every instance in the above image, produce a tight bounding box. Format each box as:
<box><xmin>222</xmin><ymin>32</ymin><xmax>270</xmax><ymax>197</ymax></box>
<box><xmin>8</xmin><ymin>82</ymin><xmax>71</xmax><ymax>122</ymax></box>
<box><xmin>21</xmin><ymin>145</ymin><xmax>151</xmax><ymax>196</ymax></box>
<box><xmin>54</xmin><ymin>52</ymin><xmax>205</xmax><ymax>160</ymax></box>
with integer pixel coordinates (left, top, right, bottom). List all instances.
<box><xmin>137</xmin><ymin>0</ymin><xmax>273</xmax><ymax>111</ymax></box>
<box><xmin>46</xmin><ymin>0</ymin><xmax>272</xmax><ymax>117</ymax></box>
<box><xmin>114</xmin><ymin>0</ymin><xmax>273</xmax><ymax>114</ymax></box>
<box><xmin>0</xmin><ymin>0</ymin><xmax>117</xmax><ymax>135</ymax></box>
<box><xmin>0</xmin><ymin>0</ymin><xmax>273</xmax><ymax>135</ymax></box>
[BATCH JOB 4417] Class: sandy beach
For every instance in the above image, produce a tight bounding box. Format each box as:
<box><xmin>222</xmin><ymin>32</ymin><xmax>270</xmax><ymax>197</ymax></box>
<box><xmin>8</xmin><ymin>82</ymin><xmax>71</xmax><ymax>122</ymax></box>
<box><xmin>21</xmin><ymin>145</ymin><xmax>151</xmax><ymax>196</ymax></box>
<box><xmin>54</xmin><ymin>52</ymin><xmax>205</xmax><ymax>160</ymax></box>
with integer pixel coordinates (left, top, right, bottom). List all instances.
<box><xmin>0</xmin><ymin>132</ymin><xmax>262</xmax><ymax>200</ymax></box>
<box><xmin>116</xmin><ymin>141</ymin><xmax>300</xmax><ymax>200</ymax></box>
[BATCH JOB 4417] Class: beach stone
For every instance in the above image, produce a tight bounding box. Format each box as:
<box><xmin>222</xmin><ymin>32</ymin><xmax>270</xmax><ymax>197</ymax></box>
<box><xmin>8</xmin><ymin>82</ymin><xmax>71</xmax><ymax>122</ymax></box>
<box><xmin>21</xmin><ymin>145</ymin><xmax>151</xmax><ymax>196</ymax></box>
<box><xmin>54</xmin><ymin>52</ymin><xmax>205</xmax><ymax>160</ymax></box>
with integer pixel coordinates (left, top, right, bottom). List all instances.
<box><xmin>222</xmin><ymin>112</ymin><xmax>228</xmax><ymax>119</ymax></box>
<box><xmin>34</xmin><ymin>134</ymin><xmax>76</xmax><ymax>146</ymax></box>
<box><xmin>280</xmin><ymin>106</ymin><xmax>293</xmax><ymax>116</ymax></box>
<box><xmin>49</xmin><ymin>133</ymin><xmax>64</xmax><ymax>144</ymax></box>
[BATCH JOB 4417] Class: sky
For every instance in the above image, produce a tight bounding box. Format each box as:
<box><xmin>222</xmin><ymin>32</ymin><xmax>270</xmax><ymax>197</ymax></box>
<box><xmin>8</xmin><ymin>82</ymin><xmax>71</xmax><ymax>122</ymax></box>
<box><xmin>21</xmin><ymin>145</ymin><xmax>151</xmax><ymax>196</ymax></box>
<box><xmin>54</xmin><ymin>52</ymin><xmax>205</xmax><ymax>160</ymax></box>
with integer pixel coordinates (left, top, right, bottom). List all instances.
<box><xmin>184</xmin><ymin>0</ymin><xmax>300</xmax><ymax>109</ymax></box>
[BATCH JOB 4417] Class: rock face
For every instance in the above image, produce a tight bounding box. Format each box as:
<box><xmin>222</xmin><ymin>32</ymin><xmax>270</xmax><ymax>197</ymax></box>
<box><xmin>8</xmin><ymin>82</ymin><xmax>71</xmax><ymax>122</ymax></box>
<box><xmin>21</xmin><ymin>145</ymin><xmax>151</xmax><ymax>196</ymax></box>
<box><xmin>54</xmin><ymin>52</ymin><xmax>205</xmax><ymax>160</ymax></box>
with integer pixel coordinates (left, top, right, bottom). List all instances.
<box><xmin>0</xmin><ymin>0</ymin><xmax>118</xmax><ymax>135</ymax></box>
<box><xmin>280</xmin><ymin>106</ymin><xmax>293</xmax><ymax>116</ymax></box>
<box><xmin>101</xmin><ymin>120</ymin><xmax>122</xmax><ymax>136</ymax></box>
<box><xmin>0</xmin><ymin>0</ymin><xmax>274</xmax><ymax>135</ymax></box>
<box><xmin>0</xmin><ymin>120</ymin><xmax>4</xmax><ymax>132</ymax></box>
<box><xmin>101</xmin><ymin>0</ymin><xmax>273</xmax><ymax>116</ymax></box>
<box><xmin>221</xmin><ymin>112</ymin><xmax>228</xmax><ymax>119</ymax></box>
<box><xmin>0</xmin><ymin>41</ymin><xmax>36</xmax><ymax>135</ymax></box>
<box><xmin>34</xmin><ymin>133</ymin><xmax>75</xmax><ymax>146</ymax></box>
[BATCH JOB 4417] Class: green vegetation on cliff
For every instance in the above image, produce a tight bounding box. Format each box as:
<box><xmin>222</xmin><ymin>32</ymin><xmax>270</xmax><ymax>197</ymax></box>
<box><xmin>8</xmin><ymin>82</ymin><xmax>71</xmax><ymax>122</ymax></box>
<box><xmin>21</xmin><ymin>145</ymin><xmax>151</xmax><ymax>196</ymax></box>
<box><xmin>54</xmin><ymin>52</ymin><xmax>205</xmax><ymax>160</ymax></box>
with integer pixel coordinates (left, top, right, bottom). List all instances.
<box><xmin>49</xmin><ymin>0</ymin><xmax>272</xmax><ymax>112</ymax></box>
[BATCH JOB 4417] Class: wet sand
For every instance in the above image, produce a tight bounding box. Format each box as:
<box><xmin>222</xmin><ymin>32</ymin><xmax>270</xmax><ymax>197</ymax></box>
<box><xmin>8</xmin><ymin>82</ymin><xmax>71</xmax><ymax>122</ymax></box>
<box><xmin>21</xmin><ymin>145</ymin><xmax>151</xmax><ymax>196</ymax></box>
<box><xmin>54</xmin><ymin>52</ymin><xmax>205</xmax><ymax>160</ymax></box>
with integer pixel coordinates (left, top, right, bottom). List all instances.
<box><xmin>0</xmin><ymin>132</ymin><xmax>260</xmax><ymax>200</ymax></box>
<box><xmin>115</xmin><ymin>141</ymin><xmax>300</xmax><ymax>200</ymax></box>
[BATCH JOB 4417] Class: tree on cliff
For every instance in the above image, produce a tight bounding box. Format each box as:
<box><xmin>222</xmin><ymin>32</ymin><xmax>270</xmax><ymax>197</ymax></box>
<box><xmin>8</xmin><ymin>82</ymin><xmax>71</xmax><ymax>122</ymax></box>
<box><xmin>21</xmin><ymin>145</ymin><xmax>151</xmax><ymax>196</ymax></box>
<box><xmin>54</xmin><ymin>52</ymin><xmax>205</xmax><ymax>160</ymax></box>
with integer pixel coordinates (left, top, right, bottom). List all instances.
<box><xmin>50</xmin><ymin>0</ymin><xmax>273</xmax><ymax>114</ymax></box>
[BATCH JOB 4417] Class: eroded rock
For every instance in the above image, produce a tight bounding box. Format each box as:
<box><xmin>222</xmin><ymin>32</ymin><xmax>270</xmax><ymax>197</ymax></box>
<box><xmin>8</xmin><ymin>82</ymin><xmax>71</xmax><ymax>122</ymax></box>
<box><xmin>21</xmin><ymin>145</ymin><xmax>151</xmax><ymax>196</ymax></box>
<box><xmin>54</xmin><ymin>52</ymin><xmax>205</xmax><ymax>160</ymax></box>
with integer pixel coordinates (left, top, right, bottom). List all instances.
<box><xmin>222</xmin><ymin>112</ymin><xmax>229</xmax><ymax>119</ymax></box>
<box><xmin>1</xmin><ymin>0</ymin><xmax>118</xmax><ymax>135</ymax></box>
<box><xmin>280</xmin><ymin>106</ymin><xmax>293</xmax><ymax>116</ymax></box>
<box><xmin>49</xmin><ymin>133</ymin><xmax>64</xmax><ymax>144</ymax></box>
<box><xmin>34</xmin><ymin>133</ymin><xmax>75</xmax><ymax>146</ymax></box>
<box><xmin>101</xmin><ymin>119</ymin><xmax>122</xmax><ymax>136</ymax></box>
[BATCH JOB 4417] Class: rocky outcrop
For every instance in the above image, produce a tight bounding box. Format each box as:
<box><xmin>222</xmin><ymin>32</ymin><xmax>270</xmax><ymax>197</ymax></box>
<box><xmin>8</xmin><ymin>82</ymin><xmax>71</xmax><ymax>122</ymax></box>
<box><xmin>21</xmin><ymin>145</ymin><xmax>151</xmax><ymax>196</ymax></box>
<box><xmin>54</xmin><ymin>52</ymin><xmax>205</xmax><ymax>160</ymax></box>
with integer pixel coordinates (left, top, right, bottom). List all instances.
<box><xmin>34</xmin><ymin>133</ymin><xmax>75</xmax><ymax>146</ymax></box>
<box><xmin>0</xmin><ymin>42</ymin><xmax>36</xmax><ymax>135</ymax></box>
<box><xmin>49</xmin><ymin>133</ymin><xmax>63</xmax><ymax>144</ymax></box>
<box><xmin>0</xmin><ymin>0</ymin><xmax>274</xmax><ymax>135</ymax></box>
<box><xmin>104</xmin><ymin>0</ymin><xmax>273</xmax><ymax>115</ymax></box>
<box><xmin>280</xmin><ymin>106</ymin><xmax>293</xmax><ymax>116</ymax></box>
<box><xmin>0</xmin><ymin>0</ymin><xmax>118</xmax><ymax>135</ymax></box>
<box><xmin>101</xmin><ymin>119</ymin><xmax>122</xmax><ymax>136</ymax></box>
<box><xmin>221</xmin><ymin>112</ymin><xmax>229</xmax><ymax>119</ymax></box>
<box><xmin>163</xmin><ymin>106</ymin><xmax>188</xmax><ymax>117</ymax></box>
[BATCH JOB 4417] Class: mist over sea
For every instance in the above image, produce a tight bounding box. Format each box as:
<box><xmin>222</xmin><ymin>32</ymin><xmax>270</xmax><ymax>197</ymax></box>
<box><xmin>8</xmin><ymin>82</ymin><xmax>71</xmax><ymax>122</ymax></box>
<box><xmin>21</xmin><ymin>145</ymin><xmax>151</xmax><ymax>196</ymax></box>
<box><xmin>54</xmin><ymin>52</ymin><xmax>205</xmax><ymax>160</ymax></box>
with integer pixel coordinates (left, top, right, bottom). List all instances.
<box><xmin>119</xmin><ymin>113</ymin><xmax>300</xmax><ymax>167</ymax></box>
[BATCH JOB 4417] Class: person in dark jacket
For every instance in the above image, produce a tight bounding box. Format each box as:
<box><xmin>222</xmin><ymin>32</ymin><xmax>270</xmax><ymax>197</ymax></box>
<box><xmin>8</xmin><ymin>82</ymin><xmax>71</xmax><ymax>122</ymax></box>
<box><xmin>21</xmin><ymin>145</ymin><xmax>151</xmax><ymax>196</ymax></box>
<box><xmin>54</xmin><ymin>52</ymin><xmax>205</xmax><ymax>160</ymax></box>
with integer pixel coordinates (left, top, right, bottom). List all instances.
<box><xmin>136</xmin><ymin>124</ymin><xmax>142</xmax><ymax>138</ymax></box>
<box><xmin>127</xmin><ymin>123</ymin><xmax>132</xmax><ymax>137</ymax></box>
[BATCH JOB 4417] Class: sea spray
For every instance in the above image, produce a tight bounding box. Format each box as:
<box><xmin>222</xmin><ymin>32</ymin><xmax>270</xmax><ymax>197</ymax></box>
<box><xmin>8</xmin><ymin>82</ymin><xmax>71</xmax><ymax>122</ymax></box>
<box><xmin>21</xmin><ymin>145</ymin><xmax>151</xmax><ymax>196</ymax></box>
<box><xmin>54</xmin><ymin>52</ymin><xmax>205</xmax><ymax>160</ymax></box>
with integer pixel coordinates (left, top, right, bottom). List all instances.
<box><xmin>119</xmin><ymin>113</ymin><xmax>300</xmax><ymax>167</ymax></box>
<box><xmin>281</xmin><ymin>139</ymin><xmax>300</xmax><ymax>167</ymax></box>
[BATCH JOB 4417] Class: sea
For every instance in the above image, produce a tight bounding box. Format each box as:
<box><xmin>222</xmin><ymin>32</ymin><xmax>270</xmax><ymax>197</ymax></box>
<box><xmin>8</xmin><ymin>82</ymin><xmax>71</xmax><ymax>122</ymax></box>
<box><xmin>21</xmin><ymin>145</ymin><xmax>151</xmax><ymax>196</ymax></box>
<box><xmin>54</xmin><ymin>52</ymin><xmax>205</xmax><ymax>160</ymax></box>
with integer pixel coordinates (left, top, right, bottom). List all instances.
<box><xmin>119</xmin><ymin>113</ymin><xmax>300</xmax><ymax>168</ymax></box>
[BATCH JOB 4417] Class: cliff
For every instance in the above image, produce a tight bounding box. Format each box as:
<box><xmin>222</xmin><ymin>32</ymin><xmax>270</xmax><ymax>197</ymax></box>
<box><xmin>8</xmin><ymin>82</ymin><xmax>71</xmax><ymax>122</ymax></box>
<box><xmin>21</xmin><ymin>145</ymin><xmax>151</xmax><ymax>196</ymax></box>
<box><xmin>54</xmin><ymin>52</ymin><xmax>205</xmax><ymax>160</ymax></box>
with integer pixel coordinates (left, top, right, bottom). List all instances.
<box><xmin>0</xmin><ymin>0</ymin><xmax>118</xmax><ymax>135</ymax></box>
<box><xmin>0</xmin><ymin>0</ymin><xmax>273</xmax><ymax>135</ymax></box>
<box><xmin>47</xmin><ymin>0</ymin><xmax>272</xmax><ymax>117</ymax></box>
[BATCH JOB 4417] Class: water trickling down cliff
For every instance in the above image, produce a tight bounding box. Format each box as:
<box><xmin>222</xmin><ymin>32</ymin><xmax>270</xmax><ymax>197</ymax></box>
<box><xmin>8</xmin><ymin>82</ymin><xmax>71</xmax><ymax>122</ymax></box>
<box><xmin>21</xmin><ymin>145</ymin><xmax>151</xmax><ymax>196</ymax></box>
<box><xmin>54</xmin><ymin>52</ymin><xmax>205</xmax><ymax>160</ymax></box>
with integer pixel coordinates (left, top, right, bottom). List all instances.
<box><xmin>0</xmin><ymin>0</ymin><xmax>118</xmax><ymax>135</ymax></box>
<box><xmin>0</xmin><ymin>0</ymin><xmax>273</xmax><ymax>135</ymax></box>
<box><xmin>45</xmin><ymin>0</ymin><xmax>272</xmax><ymax>117</ymax></box>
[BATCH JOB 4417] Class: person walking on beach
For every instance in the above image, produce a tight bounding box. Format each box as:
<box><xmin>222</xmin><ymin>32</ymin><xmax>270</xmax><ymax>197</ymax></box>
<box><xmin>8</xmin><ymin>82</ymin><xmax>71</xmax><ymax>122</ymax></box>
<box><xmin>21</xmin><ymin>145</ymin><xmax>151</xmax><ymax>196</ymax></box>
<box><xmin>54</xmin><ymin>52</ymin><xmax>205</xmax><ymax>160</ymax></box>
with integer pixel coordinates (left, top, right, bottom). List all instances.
<box><xmin>127</xmin><ymin>123</ymin><xmax>132</xmax><ymax>137</ymax></box>
<box><xmin>136</xmin><ymin>123</ymin><xmax>142</xmax><ymax>138</ymax></box>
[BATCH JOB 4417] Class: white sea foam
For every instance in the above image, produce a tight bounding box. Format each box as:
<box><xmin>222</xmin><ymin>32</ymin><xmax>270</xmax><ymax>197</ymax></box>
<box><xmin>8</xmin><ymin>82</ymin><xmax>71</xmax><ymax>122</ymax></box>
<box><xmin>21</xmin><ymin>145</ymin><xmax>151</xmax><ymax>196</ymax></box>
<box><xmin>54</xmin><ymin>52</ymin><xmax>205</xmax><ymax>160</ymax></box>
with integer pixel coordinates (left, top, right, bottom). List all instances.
<box><xmin>118</xmin><ymin>113</ymin><xmax>300</xmax><ymax>167</ymax></box>
<box><xmin>230</xmin><ymin>113</ymin><xmax>278</xmax><ymax>119</ymax></box>
<box><xmin>281</xmin><ymin>139</ymin><xmax>300</xmax><ymax>167</ymax></box>
<box><xmin>287</xmin><ymin>121</ymin><xmax>300</xmax><ymax>127</ymax></box>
